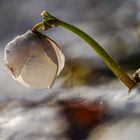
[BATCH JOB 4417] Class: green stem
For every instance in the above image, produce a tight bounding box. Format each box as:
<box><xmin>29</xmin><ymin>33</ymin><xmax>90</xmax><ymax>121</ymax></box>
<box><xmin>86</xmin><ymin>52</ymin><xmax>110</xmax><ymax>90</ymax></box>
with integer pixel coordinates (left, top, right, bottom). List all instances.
<box><xmin>32</xmin><ymin>22</ymin><xmax>44</xmax><ymax>31</ymax></box>
<box><xmin>32</xmin><ymin>11</ymin><xmax>136</xmax><ymax>90</ymax></box>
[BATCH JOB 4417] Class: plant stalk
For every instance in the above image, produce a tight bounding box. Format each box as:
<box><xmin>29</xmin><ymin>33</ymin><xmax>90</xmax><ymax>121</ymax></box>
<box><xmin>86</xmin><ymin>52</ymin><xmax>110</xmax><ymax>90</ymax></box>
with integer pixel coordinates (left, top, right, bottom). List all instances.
<box><xmin>32</xmin><ymin>11</ymin><xmax>136</xmax><ymax>90</ymax></box>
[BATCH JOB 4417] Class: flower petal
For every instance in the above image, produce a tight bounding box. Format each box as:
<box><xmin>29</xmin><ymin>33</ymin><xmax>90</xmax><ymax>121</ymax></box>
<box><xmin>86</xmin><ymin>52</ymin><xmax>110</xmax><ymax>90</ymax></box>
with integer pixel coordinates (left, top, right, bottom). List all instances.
<box><xmin>4</xmin><ymin>30</ymin><xmax>65</xmax><ymax>88</ymax></box>
<box><xmin>17</xmin><ymin>51</ymin><xmax>58</xmax><ymax>89</ymax></box>
<box><xmin>37</xmin><ymin>32</ymin><xmax>65</xmax><ymax>76</ymax></box>
<box><xmin>46</xmin><ymin>37</ymin><xmax>65</xmax><ymax>76</ymax></box>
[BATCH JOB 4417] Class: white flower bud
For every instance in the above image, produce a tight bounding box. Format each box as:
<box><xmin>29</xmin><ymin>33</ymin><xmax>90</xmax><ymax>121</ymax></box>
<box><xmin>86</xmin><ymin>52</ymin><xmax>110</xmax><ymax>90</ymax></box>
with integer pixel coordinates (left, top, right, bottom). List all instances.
<box><xmin>4</xmin><ymin>30</ymin><xmax>65</xmax><ymax>89</ymax></box>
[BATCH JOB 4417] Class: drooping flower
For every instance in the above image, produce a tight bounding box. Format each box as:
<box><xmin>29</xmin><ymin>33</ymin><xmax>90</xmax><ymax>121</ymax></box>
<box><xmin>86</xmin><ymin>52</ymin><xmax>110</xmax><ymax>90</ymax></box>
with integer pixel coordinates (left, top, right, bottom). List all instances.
<box><xmin>4</xmin><ymin>30</ymin><xmax>65</xmax><ymax>89</ymax></box>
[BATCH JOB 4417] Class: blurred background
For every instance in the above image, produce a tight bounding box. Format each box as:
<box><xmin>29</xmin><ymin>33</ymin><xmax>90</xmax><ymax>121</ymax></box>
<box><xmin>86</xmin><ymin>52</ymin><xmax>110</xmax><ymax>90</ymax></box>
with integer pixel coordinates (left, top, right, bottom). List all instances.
<box><xmin>0</xmin><ymin>0</ymin><xmax>140</xmax><ymax>140</ymax></box>
<box><xmin>0</xmin><ymin>0</ymin><xmax>140</xmax><ymax>99</ymax></box>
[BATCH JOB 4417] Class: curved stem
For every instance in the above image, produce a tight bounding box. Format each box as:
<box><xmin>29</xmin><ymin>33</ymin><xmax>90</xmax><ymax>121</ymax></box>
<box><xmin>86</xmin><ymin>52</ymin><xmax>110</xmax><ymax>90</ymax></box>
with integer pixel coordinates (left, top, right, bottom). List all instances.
<box><xmin>32</xmin><ymin>11</ymin><xmax>136</xmax><ymax>90</ymax></box>
<box><xmin>32</xmin><ymin>22</ymin><xmax>44</xmax><ymax>32</ymax></box>
<box><xmin>56</xmin><ymin>20</ymin><xmax>136</xmax><ymax>89</ymax></box>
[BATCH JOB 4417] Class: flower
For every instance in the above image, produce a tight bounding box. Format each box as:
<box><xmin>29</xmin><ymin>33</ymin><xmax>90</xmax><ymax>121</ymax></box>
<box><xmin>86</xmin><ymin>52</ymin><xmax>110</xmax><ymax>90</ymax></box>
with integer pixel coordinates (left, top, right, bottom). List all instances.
<box><xmin>4</xmin><ymin>30</ymin><xmax>65</xmax><ymax>89</ymax></box>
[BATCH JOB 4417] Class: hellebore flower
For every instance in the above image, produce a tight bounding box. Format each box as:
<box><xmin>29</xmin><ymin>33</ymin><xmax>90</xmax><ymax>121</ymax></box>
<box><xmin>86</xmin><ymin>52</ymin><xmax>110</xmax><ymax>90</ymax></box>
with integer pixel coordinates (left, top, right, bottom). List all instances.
<box><xmin>4</xmin><ymin>30</ymin><xmax>65</xmax><ymax>89</ymax></box>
